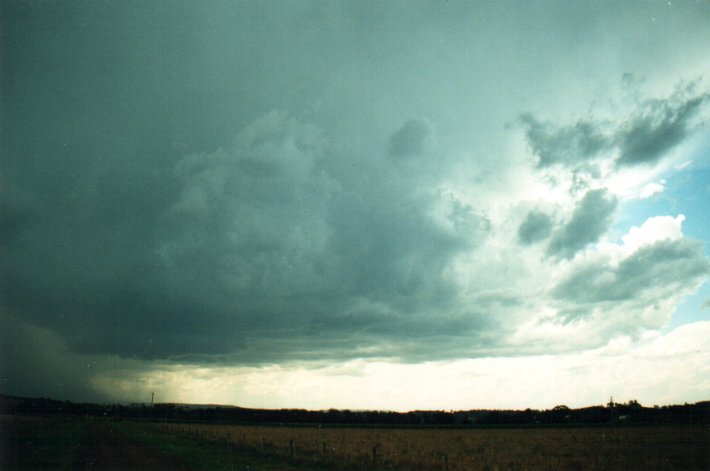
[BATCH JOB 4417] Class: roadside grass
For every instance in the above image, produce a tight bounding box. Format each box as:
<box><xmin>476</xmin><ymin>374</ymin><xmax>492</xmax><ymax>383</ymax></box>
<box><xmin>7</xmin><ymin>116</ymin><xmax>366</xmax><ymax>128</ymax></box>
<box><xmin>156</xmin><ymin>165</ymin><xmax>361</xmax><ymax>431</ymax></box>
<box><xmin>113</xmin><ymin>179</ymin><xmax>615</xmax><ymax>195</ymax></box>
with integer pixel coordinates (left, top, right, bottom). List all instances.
<box><xmin>0</xmin><ymin>415</ymin><xmax>91</xmax><ymax>470</ymax></box>
<box><xmin>110</xmin><ymin>419</ymin><xmax>327</xmax><ymax>470</ymax></box>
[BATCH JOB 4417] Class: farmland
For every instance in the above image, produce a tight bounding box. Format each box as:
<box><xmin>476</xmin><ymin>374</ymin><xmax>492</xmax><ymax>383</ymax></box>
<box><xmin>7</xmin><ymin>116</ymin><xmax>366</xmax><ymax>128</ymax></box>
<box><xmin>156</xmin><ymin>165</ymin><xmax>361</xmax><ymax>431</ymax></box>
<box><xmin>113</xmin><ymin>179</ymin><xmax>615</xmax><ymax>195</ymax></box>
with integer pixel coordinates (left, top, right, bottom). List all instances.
<box><xmin>113</xmin><ymin>420</ymin><xmax>710</xmax><ymax>470</ymax></box>
<box><xmin>1</xmin><ymin>394</ymin><xmax>709</xmax><ymax>470</ymax></box>
<box><xmin>1</xmin><ymin>414</ymin><xmax>708</xmax><ymax>470</ymax></box>
<box><xmin>0</xmin><ymin>415</ymin><xmax>90</xmax><ymax>469</ymax></box>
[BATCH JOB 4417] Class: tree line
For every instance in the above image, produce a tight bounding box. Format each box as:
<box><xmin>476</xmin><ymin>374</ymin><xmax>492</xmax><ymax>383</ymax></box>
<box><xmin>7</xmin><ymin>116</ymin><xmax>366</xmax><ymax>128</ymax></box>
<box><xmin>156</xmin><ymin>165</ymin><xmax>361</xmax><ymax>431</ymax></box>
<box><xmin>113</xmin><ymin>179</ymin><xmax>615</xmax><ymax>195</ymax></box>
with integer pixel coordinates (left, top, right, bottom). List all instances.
<box><xmin>1</xmin><ymin>394</ymin><xmax>708</xmax><ymax>426</ymax></box>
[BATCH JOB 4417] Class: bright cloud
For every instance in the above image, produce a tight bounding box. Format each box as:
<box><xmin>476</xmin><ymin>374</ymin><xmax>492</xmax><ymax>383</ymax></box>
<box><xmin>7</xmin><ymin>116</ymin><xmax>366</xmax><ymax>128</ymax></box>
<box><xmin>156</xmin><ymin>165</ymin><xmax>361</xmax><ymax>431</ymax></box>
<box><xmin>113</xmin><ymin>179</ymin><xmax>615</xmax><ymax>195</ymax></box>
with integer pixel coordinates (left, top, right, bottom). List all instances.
<box><xmin>637</xmin><ymin>180</ymin><xmax>665</xmax><ymax>199</ymax></box>
<box><xmin>622</xmin><ymin>214</ymin><xmax>685</xmax><ymax>251</ymax></box>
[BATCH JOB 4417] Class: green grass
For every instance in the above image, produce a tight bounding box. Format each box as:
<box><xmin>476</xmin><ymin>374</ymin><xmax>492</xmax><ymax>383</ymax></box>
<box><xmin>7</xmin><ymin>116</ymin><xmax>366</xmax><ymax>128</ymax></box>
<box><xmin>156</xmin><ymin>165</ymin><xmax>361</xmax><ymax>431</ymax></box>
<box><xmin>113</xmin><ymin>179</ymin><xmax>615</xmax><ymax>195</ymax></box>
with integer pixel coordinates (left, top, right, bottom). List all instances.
<box><xmin>110</xmin><ymin>419</ymin><xmax>326</xmax><ymax>470</ymax></box>
<box><xmin>0</xmin><ymin>415</ymin><xmax>91</xmax><ymax>470</ymax></box>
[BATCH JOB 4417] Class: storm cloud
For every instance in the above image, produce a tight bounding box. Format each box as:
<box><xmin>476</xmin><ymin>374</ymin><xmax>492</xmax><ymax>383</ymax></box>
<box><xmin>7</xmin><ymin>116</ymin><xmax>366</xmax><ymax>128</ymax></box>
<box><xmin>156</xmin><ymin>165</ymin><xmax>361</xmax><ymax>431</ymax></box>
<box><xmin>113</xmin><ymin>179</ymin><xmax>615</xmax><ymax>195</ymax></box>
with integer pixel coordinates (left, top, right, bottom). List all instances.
<box><xmin>520</xmin><ymin>115</ymin><xmax>609</xmax><ymax>168</ymax></box>
<box><xmin>388</xmin><ymin>119</ymin><xmax>435</xmax><ymax>158</ymax></box>
<box><xmin>518</xmin><ymin>211</ymin><xmax>553</xmax><ymax>245</ymax></box>
<box><xmin>616</xmin><ymin>91</ymin><xmax>709</xmax><ymax>166</ymax></box>
<box><xmin>1</xmin><ymin>106</ymin><xmax>491</xmax><ymax>364</ymax></box>
<box><xmin>2</xmin><ymin>0</ymin><xmax>709</xmax><ymax>407</ymax></box>
<box><xmin>554</xmin><ymin>239</ymin><xmax>710</xmax><ymax>306</ymax></box>
<box><xmin>547</xmin><ymin>189</ymin><xmax>618</xmax><ymax>259</ymax></box>
<box><xmin>521</xmin><ymin>85</ymin><xmax>709</xmax><ymax>170</ymax></box>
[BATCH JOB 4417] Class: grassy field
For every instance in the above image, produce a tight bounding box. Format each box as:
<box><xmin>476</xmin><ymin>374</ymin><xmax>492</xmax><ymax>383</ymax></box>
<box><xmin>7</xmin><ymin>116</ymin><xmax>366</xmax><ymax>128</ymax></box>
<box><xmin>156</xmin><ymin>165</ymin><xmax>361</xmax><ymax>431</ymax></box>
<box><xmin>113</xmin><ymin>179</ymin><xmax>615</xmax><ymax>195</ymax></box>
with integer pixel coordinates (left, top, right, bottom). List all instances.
<box><xmin>1</xmin><ymin>415</ymin><xmax>708</xmax><ymax>470</ymax></box>
<box><xmin>0</xmin><ymin>415</ymin><xmax>91</xmax><ymax>469</ymax></box>
<box><xmin>110</xmin><ymin>419</ymin><xmax>320</xmax><ymax>470</ymax></box>
<box><xmin>141</xmin><ymin>421</ymin><xmax>709</xmax><ymax>470</ymax></box>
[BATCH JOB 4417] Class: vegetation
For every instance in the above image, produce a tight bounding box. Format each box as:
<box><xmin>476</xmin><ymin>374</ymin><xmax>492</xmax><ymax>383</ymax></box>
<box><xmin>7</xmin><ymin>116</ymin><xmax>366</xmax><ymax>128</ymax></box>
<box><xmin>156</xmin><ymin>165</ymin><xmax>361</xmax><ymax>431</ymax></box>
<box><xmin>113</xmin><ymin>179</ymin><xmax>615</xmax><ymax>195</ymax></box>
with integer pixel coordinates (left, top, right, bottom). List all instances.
<box><xmin>1</xmin><ymin>394</ymin><xmax>708</xmax><ymax>470</ymax></box>
<box><xmin>110</xmin><ymin>419</ymin><xmax>318</xmax><ymax>471</ymax></box>
<box><xmin>0</xmin><ymin>415</ymin><xmax>90</xmax><ymax>469</ymax></box>
<box><xmin>2</xmin><ymin>394</ymin><xmax>708</xmax><ymax>427</ymax></box>
<box><xmin>127</xmin><ymin>420</ymin><xmax>710</xmax><ymax>470</ymax></box>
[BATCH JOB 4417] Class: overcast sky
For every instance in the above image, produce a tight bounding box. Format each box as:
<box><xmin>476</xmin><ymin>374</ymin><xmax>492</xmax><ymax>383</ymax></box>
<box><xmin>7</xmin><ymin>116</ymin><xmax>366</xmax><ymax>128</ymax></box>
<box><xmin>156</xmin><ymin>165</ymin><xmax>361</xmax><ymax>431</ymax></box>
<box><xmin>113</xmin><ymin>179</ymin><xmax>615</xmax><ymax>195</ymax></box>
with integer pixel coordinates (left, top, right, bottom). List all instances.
<box><xmin>2</xmin><ymin>0</ymin><xmax>710</xmax><ymax>410</ymax></box>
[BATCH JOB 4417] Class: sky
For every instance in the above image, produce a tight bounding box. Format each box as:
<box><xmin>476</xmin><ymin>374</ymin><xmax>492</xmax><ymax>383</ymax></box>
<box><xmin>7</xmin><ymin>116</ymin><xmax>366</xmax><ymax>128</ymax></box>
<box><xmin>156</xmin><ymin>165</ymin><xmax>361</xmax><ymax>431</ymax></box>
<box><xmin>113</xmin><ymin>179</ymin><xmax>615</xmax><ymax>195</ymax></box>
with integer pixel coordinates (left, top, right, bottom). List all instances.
<box><xmin>1</xmin><ymin>0</ymin><xmax>709</xmax><ymax>411</ymax></box>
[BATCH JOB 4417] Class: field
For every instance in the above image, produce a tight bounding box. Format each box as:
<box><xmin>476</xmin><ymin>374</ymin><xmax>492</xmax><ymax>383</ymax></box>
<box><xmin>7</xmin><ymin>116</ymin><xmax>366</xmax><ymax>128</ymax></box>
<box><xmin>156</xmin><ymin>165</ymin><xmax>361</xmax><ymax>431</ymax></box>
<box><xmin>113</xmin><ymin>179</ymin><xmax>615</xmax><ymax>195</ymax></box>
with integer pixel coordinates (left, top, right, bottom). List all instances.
<box><xmin>0</xmin><ymin>415</ymin><xmax>91</xmax><ymax>469</ymax></box>
<box><xmin>1</xmin><ymin>415</ymin><xmax>708</xmax><ymax>470</ymax></box>
<box><xmin>136</xmin><ymin>421</ymin><xmax>708</xmax><ymax>470</ymax></box>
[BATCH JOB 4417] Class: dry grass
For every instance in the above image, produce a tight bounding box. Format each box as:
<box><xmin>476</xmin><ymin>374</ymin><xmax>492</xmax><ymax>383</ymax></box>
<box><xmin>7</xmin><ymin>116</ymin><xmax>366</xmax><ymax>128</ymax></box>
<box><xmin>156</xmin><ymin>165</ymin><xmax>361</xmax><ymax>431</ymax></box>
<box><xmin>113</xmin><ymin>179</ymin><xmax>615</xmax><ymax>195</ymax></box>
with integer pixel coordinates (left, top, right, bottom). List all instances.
<box><xmin>143</xmin><ymin>422</ymin><xmax>709</xmax><ymax>470</ymax></box>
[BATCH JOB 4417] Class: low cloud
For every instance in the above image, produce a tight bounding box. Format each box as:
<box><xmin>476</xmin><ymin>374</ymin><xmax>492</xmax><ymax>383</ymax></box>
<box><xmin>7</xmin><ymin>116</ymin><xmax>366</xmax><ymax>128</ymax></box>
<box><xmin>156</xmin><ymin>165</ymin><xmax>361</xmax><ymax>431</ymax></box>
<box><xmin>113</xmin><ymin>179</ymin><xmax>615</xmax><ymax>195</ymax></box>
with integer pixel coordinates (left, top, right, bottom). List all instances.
<box><xmin>508</xmin><ymin>213</ymin><xmax>710</xmax><ymax>353</ymax></box>
<box><xmin>621</xmin><ymin>214</ymin><xmax>684</xmax><ymax>251</ymax></box>
<box><xmin>2</xmin><ymin>1</ymin><xmax>709</xmax><ymax>407</ymax></box>
<box><xmin>553</xmin><ymin>238</ymin><xmax>709</xmax><ymax>307</ymax></box>
<box><xmin>520</xmin><ymin>115</ymin><xmax>609</xmax><ymax>168</ymax></box>
<box><xmin>616</xmin><ymin>92</ymin><xmax>708</xmax><ymax>166</ymax></box>
<box><xmin>0</xmin><ymin>314</ymin><xmax>110</xmax><ymax>402</ymax></box>
<box><xmin>518</xmin><ymin>210</ymin><xmax>553</xmax><ymax>245</ymax></box>
<box><xmin>633</xmin><ymin>180</ymin><xmax>665</xmax><ymax>200</ymax></box>
<box><xmin>547</xmin><ymin>189</ymin><xmax>617</xmax><ymax>259</ymax></box>
<box><xmin>388</xmin><ymin>119</ymin><xmax>435</xmax><ymax>158</ymax></box>
<box><xmin>521</xmin><ymin>84</ymin><xmax>709</xmax><ymax>170</ymax></box>
<box><xmin>1</xmin><ymin>111</ymin><xmax>492</xmax><ymax>366</ymax></box>
<box><xmin>91</xmin><ymin>322</ymin><xmax>710</xmax><ymax>410</ymax></box>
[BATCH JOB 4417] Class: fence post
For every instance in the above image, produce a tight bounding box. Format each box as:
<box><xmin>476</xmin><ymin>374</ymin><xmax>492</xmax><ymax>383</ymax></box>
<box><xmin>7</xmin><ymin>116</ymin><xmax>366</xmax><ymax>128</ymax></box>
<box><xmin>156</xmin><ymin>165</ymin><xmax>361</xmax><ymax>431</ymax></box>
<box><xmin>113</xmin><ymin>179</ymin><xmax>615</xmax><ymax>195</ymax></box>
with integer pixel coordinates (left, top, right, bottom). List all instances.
<box><xmin>372</xmin><ymin>446</ymin><xmax>377</xmax><ymax>467</ymax></box>
<box><xmin>289</xmin><ymin>439</ymin><xmax>294</xmax><ymax>458</ymax></box>
<box><xmin>322</xmin><ymin>442</ymin><xmax>326</xmax><ymax>456</ymax></box>
<box><xmin>444</xmin><ymin>453</ymin><xmax>449</xmax><ymax>471</ymax></box>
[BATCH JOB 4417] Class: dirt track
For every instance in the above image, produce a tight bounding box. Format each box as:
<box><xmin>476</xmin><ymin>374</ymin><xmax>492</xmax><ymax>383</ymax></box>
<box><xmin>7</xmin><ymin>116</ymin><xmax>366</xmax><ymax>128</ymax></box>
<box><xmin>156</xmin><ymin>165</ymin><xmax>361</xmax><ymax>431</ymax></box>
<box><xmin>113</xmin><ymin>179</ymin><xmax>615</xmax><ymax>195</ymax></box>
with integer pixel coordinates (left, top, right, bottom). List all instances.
<box><xmin>72</xmin><ymin>421</ymin><xmax>191</xmax><ymax>470</ymax></box>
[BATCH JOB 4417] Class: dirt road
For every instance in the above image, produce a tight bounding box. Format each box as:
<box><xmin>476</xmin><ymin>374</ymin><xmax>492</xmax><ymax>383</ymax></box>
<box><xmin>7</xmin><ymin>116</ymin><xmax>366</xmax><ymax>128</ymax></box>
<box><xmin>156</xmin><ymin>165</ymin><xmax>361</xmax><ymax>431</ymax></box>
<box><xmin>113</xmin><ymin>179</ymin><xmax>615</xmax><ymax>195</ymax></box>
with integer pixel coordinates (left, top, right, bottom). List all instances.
<box><xmin>72</xmin><ymin>421</ymin><xmax>192</xmax><ymax>470</ymax></box>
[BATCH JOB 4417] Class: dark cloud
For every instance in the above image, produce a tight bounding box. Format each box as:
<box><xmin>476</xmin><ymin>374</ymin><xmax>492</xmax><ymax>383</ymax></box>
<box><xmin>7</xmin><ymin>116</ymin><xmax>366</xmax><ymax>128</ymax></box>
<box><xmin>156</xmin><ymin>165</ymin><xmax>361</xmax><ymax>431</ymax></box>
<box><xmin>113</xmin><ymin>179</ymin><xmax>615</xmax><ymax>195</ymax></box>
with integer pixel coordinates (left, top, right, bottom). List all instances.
<box><xmin>0</xmin><ymin>314</ymin><xmax>109</xmax><ymax>402</ymax></box>
<box><xmin>521</xmin><ymin>85</ymin><xmax>709</xmax><ymax>169</ymax></box>
<box><xmin>3</xmin><ymin>0</ymin><xmax>710</xmax><ymax>405</ymax></box>
<box><xmin>518</xmin><ymin>211</ymin><xmax>553</xmax><ymax>245</ymax></box>
<box><xmin>388</xmin><ymin>119</ymin><xmax>434</xmax><ymax>158</ymax></box>
<box><xmin>0</xmin><ymin>108</ymin><xmax>491</xmax><ymax>367</ymax></box>
<box><xmin>1</xmin><ymin>1</ymin><xmax>505</xmax><ymax>399</ymax></box>
<box><xmin>553</xmin><ymin>238</ymin><xmax>710</xmax><ymax>314</ymax></box>
<box><xmin>520</xmin><ymin>114</ymin><xmax>609</xmax><ymax>167</ymax></box>
<box><xmin>615</xmin><ymin>92</ymin><xmax>709</xmax><ymax>166</ymax></box>
<box><xmin>0</xmin><ymin>185</ymin><xmax>40</xmax><ymax>248</ymax></box>
<box><xmin>547</xmin><ymin>189</ymin><xmax>617</xmax><ymax>259</ymax></box>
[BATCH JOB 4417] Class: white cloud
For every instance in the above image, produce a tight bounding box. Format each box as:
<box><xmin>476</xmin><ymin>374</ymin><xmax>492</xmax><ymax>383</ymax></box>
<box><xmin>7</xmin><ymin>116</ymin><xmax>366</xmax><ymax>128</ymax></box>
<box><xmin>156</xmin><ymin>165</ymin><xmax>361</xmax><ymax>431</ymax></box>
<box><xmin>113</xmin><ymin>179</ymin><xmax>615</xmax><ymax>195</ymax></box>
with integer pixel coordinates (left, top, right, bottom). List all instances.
<box><xmin>509</xmin><ymin>213</ymin><xmax>708</xmax><ymax>353</ymax></box>
<box><xmin>621</xmin><ymin>214</ymin><xmax>685</xmax><ymax>251</ymax></box>
<box><xmin>675</xmin><ymin>160</ymin><xmax>692</xmax><ymax>171</ymax></box>
<box><xmin>636</xmin><ymin>180</ymin><xmax>665</xmax><ymax>199</ymax></box>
